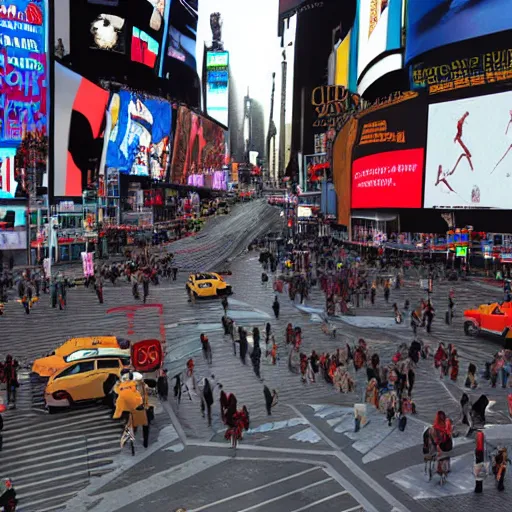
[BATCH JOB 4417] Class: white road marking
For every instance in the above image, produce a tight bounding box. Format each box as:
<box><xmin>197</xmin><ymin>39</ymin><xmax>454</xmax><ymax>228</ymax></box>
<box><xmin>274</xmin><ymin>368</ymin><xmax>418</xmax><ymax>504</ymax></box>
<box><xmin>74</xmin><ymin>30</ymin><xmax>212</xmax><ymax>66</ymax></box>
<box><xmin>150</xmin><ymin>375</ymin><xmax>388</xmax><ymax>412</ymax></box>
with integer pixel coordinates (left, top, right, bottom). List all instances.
<box><xmin>189</xmin><ymin>466</ymin><xmax>321</xmax><ymax>512</ymax></box>
<box><xmin>288</xmin><ymin>491</ymin><xmax>351</xmax><ymax>512</ymax></box>
<box><xmin>287</xmin><ymin>405</ymin><xmax>412</xmax><ymax>512</ymax></box>
<box><xmin>235</xmin><ymin>478</ymin><xmax>335</xmax><ymax>512</ymax></box>
<box><xmin>70</xmin><ymin>456</ymin><xmax>229</xmax><ymax>512</ymax></box>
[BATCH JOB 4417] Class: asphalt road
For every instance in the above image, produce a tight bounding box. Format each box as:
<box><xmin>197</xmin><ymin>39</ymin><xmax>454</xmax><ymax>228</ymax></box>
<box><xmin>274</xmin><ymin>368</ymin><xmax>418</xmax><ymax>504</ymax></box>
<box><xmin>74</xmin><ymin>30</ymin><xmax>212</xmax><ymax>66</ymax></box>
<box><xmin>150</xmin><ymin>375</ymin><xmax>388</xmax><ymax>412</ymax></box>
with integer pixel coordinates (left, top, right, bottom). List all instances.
<box><xmin>1</xmin><ymin>200</ymin><xmax>511</xmax><ymax>512</ymax></box>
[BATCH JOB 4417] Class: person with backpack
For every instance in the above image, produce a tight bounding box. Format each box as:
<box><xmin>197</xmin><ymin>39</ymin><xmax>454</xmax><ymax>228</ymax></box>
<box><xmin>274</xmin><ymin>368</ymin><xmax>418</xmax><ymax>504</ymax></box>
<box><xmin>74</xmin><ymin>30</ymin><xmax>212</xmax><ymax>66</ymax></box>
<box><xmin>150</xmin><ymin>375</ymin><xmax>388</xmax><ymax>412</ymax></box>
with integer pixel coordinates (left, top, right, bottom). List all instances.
<box><xmin>432</xmin><ymin>410</ymin><xmax>453</xmax><ymax>481</ymax></box>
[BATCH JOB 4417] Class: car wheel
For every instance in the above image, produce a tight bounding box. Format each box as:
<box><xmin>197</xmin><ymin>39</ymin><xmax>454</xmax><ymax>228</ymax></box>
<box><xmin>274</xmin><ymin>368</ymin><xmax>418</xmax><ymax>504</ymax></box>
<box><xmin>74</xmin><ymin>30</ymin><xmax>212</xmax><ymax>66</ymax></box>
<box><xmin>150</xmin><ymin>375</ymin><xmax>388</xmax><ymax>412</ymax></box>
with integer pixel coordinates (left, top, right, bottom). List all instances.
<box><xmin>48</xmin><ymin>406</ymin><xmax>58</xmax><ymax>414</ymax></box>
<box><xmin>464</xmin><ymin>321</ymin><xmax>479</xmax><ymax>337</ymax></box>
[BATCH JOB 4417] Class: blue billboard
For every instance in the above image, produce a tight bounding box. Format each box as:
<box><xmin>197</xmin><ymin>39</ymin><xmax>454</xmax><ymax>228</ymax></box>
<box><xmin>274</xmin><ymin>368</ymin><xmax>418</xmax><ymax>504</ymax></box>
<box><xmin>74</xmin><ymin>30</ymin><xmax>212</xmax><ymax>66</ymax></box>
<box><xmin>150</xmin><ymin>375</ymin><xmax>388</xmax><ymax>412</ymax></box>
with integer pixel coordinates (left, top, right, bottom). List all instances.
<box><xmin>106</xmin><ymin>90</ymin><xmax>172</xmax><ymax>179</ymax></box>
<box><xmin>406</xmin><ymin>0</ymin><xmax>512</xmax><ymax>63</ymax></box>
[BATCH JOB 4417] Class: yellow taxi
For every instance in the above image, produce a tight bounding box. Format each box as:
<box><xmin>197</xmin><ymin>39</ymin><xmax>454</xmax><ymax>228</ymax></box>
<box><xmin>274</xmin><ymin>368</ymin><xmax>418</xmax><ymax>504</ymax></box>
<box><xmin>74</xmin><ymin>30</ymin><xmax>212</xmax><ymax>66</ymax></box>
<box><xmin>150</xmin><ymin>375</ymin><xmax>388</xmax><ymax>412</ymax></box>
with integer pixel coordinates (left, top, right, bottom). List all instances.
<box><xmin>32</xmin><ymin>336</ymin><xmax>125</xmax><ymax>377</ymax></box>
<box><xmin>44</xmin><ymin>348</ymin><xmax>130</xmax><ymax>413</ymax></box>
<box><xmin>186</xmin><ymin>272</ymin><xmax>232</xmax><ymax>298</ymax></box>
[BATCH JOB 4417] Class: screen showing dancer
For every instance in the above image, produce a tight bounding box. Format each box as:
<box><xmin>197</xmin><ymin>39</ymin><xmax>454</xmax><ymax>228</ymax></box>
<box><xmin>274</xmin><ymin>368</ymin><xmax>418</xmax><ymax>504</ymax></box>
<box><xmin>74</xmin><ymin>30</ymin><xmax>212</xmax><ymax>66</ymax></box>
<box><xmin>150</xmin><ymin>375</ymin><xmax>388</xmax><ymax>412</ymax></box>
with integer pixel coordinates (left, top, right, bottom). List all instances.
<box><xmin>425</xmin><ymin>89</ymin><xmax>512</xmax><ymax>209</ymax></box>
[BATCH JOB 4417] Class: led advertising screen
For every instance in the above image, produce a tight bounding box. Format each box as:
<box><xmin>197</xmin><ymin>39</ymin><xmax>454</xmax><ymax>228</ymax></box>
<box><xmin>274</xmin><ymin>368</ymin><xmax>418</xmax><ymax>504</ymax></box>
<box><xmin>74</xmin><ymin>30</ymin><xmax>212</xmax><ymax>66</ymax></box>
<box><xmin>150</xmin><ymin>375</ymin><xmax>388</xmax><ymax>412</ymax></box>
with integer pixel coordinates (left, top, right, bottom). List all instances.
<box><xmin>357</xmin><ymin>0</ymin><xmax>403</xmax><ymax>87</ymax></box>
<box><xmin>54</xmin><ymin>63</ymin><xmax>110</xmax><ymax>197</ymax></box>
<box><xmin>406</xmin><ymin>0</ymin><xmax>512</xmax><ymax>63</ymax></box>
<box><xmin>206</xmin><ymin>51</ymin><xmax>229</xmax><ymax>128</ymax></box>
<box><xmin>352</xmin><ymin>148</ymin><xmax>424</xmax><ymax>209</ymax></box>
<box><xmin>164</xmin><ymin>0</ymin><xmax>198</xmax><ymax>72</ymax></box>
<box><xmin>424</xmin><ymin>89</ymin><xmax>512</xmax><ymax>209</ymax></box>
<box><xmin>89</xmin><ymin>12</ymin><xmax>126</xmax><ymax>52</ymax></box>
<box><xmin>131</xmin><ymin>27</ymin><xmax>159</xmax><ymax>68</ymax></box>
<box><xmin>106</xmin><ymin>90</ymin><xmax>172</xmax><ymax>179</ymax></box>
<box><xmin>171</xmin><ymin>106</ymin><xmax>226</xmax><ymax>186</ymax></box>
<box><xmin>0</xmin><ymin>0</ymin><xmax>48</xmax><ymax>199</ymax></box>
<box><xmin>0</xmin><ymin>204</ymin><xmax>27</xmax><ymax>249</ymax></box>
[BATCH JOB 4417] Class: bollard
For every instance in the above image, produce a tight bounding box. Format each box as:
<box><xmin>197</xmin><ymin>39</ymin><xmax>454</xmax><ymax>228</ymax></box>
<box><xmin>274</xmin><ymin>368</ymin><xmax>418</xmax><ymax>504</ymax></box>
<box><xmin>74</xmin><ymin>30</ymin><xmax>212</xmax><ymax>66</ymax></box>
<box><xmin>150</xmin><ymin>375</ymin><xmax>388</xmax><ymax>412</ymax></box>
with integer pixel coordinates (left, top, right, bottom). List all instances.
<box><xmin>474</xmin><ymin>430</ymin><xmax>485</xmax><ymax>493</ymax></box>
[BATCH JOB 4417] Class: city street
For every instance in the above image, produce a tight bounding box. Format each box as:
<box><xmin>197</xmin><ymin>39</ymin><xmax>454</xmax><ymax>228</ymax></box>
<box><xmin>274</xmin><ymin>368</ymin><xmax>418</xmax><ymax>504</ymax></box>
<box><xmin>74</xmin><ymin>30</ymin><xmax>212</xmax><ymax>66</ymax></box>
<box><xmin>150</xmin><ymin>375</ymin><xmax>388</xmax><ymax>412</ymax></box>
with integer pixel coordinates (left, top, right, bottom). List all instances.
<box><xmin>1</xmin><ymin>201</ymin><xmax>512</xmax><ymax>512</ymax></box>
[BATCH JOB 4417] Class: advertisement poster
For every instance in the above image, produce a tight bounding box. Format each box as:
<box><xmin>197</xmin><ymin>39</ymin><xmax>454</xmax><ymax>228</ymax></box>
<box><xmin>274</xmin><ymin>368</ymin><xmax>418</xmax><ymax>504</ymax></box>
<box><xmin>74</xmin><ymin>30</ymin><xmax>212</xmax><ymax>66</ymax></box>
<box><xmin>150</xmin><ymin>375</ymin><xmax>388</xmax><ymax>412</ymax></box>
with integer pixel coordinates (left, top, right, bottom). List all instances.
<box><xmin>406</xmin><ymin>0</ymin><xmax>512</xmax><ymax>63</ymax></box>
<box><xmin>106</xmin><ymin>90</ymin><xmax>172</xmax><ymax>179</ymax></box>
<box><xmin>131</xmin><ymin>27</ymin><xmax>159</xmax><ymax>69</ymax></box>
<box><xmin>54</xmin><ymin>63</ymin><xmax>110</xmax><ymax>197</ymax></box>
<box><xmin>411</xmin><ymin>45</ymin><xmax>512</xmax><ymax>96</ymax></box>
<box><xmin>353</xmin><ymin>95</ymin><xmax>427</xmax><ymax>161</ymax></box>
<box><xmin>164</xmin><ymin>0</ymin><xmax>198</xmax><ymax>72</ymax></box>
<box><xmin>171</xmin><ymin>106</ymin><xmax>226</xmax><ymax>185</ymax></box>
<box><xmin>0</xmin><ymin>0</ymin><xmax>48</xmax><ymax>198</ymax></box>
<box><xmin>0</xmin><ymin>203</ymin><xmax>27</xmax><ymax>249</ymax></box>
<box><xmin>425</xmin><ymin>89</ymin><xmax>512</xmax><ymax>209</ymax></box>
<box><xmin>206</xmin><ymin>51</ymin><xmax>229</xmax><ymax>128</ymax></box>
<box><xmin>89</xmin><ymin>12</ymin><xmax>126</xmax><ymax>53</ymax></box>
<box><xmin>351</xmin><ymin>148</ymin><xmax>424</xmax><ymax>209</ymax></box>
<box><xmin>358</xmin><ymin>0</ymin><xmax>391</xmax><ymax>77</ymax></box>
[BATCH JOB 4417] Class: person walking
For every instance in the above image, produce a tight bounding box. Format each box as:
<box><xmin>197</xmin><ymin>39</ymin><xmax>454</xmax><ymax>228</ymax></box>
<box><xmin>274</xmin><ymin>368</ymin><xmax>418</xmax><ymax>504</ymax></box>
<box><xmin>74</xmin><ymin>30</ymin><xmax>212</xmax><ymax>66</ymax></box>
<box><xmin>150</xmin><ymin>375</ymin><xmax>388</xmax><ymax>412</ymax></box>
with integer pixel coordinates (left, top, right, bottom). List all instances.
<box><xmin>95</xmin><ymin>274</ymin><xmax>104</xmax><ymax>304</ymax></box>
<box><xmin>198</xmin><ymin>376</ymin><xmax>215</xmax><ymax>426</ymax></box>
<box><xmin>4</xmin><ymin>355</ymin><xmax>19</xmax><ymax>408</ymax></box>
<box><xmin>272</xmin><ymin>296</ymin><xmax>280</xmax><ymax>319</ymax></box>
<box><xmin>251</xmin><ymin>328</ymin><xmax>262</xmax><ymax>379</ymax></box>
<box><xmin>200</xmin><ymin>333</ymin><xmax>212</xmax><ymax>365</ymax></box>
<box><xmin>142</xmin><ymin>274</ymin><xmax>150</xmax><ymax>304</ymax></box>
<box><xmin>263</xmin><ymin>386</ymin><xmax>278</xmax><ymax>415</ymax></box>
<box><xmin>221</xmin><ymin>296</ymin><xmax>228</xmax><ymax>314</ymax></box>
<box><xmin>239</xmin><ymin>327</ymin><xmax>248</xmax><ymax>365</ymax></box>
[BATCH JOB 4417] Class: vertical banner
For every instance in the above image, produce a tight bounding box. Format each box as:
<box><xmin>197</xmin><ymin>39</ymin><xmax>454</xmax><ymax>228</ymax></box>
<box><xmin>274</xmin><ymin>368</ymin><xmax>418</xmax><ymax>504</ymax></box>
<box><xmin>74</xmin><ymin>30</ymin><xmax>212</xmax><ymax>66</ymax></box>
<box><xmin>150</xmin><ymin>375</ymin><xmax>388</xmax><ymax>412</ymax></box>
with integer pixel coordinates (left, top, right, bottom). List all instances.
<box><xmin>0</xmin><ymin>0</ymin><xmax>48</xmax><ymax>198</ymax></box>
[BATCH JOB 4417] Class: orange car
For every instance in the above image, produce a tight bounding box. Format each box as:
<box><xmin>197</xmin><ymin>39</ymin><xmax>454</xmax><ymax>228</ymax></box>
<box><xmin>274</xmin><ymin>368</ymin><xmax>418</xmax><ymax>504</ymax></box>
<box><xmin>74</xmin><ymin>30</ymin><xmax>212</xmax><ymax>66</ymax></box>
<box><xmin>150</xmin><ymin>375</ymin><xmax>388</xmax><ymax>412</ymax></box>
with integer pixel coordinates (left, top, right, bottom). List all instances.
<box><xmin>464</xmin><ymin>301</ymin><xmax>512</xmax><ymax>345</ymax></box>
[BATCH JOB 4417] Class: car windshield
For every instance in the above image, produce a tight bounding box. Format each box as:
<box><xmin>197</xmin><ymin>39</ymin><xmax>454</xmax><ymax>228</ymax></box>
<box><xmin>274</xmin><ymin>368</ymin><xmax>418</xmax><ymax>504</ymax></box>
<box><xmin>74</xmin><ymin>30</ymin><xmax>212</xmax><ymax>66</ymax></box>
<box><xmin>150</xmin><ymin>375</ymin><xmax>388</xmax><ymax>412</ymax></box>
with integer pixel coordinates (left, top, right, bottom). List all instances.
<box><xmin>196</xmin><ymin>273</ymin><xmax>217</xmax><ymax>281</ymax></box>
<box><xmin>65</xmin><ymin>349</ymin><xmax>98</xmax><ymax>362</ymax></box>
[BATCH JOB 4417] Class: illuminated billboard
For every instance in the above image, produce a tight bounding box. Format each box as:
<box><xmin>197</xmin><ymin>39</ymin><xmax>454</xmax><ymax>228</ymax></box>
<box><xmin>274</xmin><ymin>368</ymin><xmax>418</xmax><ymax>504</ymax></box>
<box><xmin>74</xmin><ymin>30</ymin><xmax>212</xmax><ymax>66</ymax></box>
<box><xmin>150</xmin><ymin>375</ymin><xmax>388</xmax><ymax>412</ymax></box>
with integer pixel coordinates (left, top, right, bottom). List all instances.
<box><xmin>54</xmin><ymin>63</ymin><xmax>110</xmax><ymax>197</ymax></box>
<box><xmin>163</xmin><ymin>0</ymin><xmax>198</xmax><ymax>73</ymax></box>
<box><xmin>406</xmin><ymin>0</ymin><xmax>512</xmax><ymax>63</ymax></box>
<box><xmin>171</xmin><ymin>106</ymin><xmax>226</xmax><ymax>185</ymax></box>
<box><xmin>357</xmin><ymin>0</ymin><xmax>403</xmax><ymax>92</ymax></box>
<box><xmin>425</xmin><ymin>89</ymin><xmax>512</xmax><ymax>209</ymax></box>
<box><xmin>0</xmin><ymin>204</ymin><xmax>27</xmax><ymax>249</ymax></box>
<box><xmin>206</xmin><ymin>51</ymin><xmax>229</xmax><ymax>128</ymax></box>
<box><xmin>106</xmin><ymin>90</ymin><xmax>172</xmax><ymax>179</ymax></box>
<box><xmin>131</xmin><ymin>27</ymin><xmax>159</xmax><ymax>69</ymax></box>
<box><xmin>0</xmin><ymin>0</ymin><xmax>48</xmax><ymax>199</ymax></box>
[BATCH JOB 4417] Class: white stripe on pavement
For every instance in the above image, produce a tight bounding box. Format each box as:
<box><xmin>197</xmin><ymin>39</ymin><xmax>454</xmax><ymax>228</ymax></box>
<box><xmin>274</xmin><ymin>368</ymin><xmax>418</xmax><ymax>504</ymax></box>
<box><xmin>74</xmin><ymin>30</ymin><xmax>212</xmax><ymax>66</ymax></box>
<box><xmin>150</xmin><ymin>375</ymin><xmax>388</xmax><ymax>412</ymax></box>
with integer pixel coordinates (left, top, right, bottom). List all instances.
<box><xmin>288</xmin><ymin>491</ymin><xmax>351</xmax><ymax>512</ymax></box>
<box><xmin>189</xmin><ymin>466</ymin><xmax>321</xmax><ymax>512</ymax></box>
<box><xmin>235</xmin><ymin>478</ymin><xmax>335</xmax><ymax>512</ymax></box>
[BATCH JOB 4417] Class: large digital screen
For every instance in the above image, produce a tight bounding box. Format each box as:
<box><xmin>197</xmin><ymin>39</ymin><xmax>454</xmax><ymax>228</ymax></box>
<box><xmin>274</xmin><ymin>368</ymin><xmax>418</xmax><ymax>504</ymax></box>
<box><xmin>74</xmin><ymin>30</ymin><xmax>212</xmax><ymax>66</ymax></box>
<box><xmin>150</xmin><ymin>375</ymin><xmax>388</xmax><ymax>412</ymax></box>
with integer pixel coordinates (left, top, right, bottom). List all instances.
<box><xmin>131</xmin><ymin>27</ymin><xmax>159</xmax><ymax>68</ymax></box>
<box><xmin>424</xmin><ymin>89</ymin><xmax>512</xmax><ymax>209</ymax></box>
<box><xmin>352</xmin><ymin>148</ymin><xmax>424</xmax><ymax>209</ymax></box>
<box><xmin>206</xmin><ymin>51</ymin><xmax>229</xmax><ymax>128</ymax></box>
<box><xmin>54</xmin><ymin>63</ymin><xmax>110</xmax><ymax>197</ymax></box>
<box><xmin>89</xmin><ymin>12</ymin><xmax>126</xmax><ymax>53</ymax></box>
<box><xmin>145</xmin><ymin>0</ymin><xmax>165</xmax><ymax>31</ymax></box>
<box><xmin>0</xmin><ymin>204</ymin><xmax>27</xmax><ymax>249</ymax></box>
<box><xmin>357</xmin><ymin>0</ymin><xmax>402</xmax><ymax>84</ymax></box>
<box><xmin>0</xmin><ymin>0</ymin><xmax>48</xmax><ymax>199</ymax></box>
<box><xmin>406</xmin><ymin>0</ymin><xmax>512</xmax><ymax>63</ymax></box>
<box><xmin>106</xmin><ymin>90</ymin><xmax>172</xmax><ymax>179</ymax></box>
<box><xmin>171</xmin><ymin>106</ymin><xmax>226</xmax><ymax>185</ymax></box>
<box><xmin>164</xmin><ymin>0</ymin><xmax>198</xmax><ymax>72</ymax></box>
